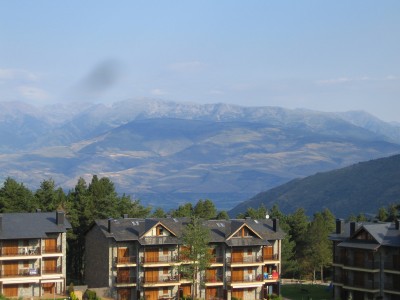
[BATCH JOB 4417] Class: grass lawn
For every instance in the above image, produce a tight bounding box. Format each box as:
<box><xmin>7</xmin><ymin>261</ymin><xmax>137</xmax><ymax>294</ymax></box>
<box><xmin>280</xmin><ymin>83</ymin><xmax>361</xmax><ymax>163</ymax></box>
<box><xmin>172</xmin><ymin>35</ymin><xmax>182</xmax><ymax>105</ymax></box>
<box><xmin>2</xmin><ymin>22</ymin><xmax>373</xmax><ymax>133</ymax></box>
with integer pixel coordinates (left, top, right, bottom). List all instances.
<box><xmin>281</xmin><ymin>283</ymin><xmax>332</xmax><ymax>300</ymax></box>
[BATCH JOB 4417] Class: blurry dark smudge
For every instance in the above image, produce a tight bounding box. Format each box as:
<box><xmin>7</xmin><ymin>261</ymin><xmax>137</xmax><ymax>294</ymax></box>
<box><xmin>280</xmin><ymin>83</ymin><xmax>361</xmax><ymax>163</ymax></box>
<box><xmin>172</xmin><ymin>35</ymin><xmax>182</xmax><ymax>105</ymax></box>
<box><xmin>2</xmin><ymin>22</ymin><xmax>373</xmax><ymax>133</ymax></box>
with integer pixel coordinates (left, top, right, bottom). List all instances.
<box><xmin>78</xmin><ymin>59</ymin><xmax>123</xmax><ymax>96</ymax></box>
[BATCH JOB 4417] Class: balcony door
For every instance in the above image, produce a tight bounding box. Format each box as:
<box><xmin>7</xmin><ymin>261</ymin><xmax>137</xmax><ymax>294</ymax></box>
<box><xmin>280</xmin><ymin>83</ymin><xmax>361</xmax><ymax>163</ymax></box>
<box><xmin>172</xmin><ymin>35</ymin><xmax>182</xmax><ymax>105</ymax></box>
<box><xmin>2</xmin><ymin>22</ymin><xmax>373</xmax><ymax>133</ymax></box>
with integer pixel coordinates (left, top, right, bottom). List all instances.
<box><xmin>2</xmin><ymin>240</ymin><xmax>18</xmax><ymax>256</ymax></box>
<box><xmin>3</xmin><ymin>284</ymin><xmax>18</xmax><ymax>297</ymax></box>
<box><xmin>145</xmin><ymin>268</ymin><xmax>158</xmax><ymax>283</ymax></box>
<box><xmin>232</xmin><ymin>248</ymin><xmax>243</xmax><ymax>263</ymax></box>
<box><xmin>206</xmin><ymin>287</ymin><xmax>218</xmax><ymax>300</ymax></box>
<box><xmin>44</xmin><ymin>257</ymin><xmax>58</xmax><ymax>273</ymax></box>
<box><xmin>117</xmin><ymin>288</ymin><xmax>131</xmax><ymax>300</ymax></box>
<box><xmin>263</xmin><ymin>246</ymin><xmax>273</xmax><ymax>259</ymax></box>
<box><xmin>118</xmin><ymin>247</ymin><xmax>129</xmax><ymax>263</ymax></box>
<box><xmin>44</xmin><ymin>238</ymin><xmax>57</xmax><ymax>253</ymax></box>
<box><xmin>144</xmin><ymin>288</ymin><xmax>158</xmax><ymax>300</ymax></box>
<box><xmin>232</xmin><ymin>268</ymin><xmax>244</xmax><ymax>282</ymax></box>
<box><xmin>206</xmin><ymin>268</ymin><xmax>217</xmax><ymax>281</ymax></box>
<box><xmin>232</xmin><ymin>289</ymin><xmax>244</xmax><ymax>300</ymax></box>
<box><xmin>145</xmin><ymin>248</ymin><xmax>159</xmax><ymax>263</ymax></box>
<box><xmin>3</xmin><ymin>261</ymin><xmax>18</xmax><ymax>276</ymax></box>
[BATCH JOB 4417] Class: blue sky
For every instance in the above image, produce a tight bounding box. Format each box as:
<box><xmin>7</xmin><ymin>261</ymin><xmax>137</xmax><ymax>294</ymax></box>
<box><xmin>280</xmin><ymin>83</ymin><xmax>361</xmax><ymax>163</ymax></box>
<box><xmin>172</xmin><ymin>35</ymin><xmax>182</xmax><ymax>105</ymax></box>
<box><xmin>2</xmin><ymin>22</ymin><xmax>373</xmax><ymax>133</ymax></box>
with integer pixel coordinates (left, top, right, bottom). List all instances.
<box><xmin>1</xmin><ymin>1</ymin><xmax>399</xmax><ymax>121</ymax></box>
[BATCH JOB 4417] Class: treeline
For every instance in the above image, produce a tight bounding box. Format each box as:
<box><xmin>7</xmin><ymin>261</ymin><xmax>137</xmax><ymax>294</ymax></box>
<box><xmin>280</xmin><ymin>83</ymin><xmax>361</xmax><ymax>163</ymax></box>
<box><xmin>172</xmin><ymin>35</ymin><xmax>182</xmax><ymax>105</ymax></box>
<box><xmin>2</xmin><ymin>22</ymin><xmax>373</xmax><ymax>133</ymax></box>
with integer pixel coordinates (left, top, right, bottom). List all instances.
<box><xmin>0</xmin><ymin>176</ymin><xmax>399</xmax><ymax>283</ymax></box>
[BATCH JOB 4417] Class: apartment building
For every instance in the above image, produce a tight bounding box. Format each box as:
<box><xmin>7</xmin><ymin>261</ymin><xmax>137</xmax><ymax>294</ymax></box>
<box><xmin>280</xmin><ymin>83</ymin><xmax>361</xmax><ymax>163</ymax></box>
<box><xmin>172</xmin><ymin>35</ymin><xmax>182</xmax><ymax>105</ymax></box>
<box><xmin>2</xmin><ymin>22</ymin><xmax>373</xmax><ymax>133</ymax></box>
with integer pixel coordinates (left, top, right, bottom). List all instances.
<box><xmin>85</xmin><ymin>216</ymin><xmax>284</xmax><ymax>300</ymax></box>
<box><xmin>0</xmin><ymin>211</ymin><xmax>71</xmax><ymax>298</ymax></box>
<box><xmin>330</xmin><ymin>219</ymin><xmax>400</xmax><ymax>300</ymax></box>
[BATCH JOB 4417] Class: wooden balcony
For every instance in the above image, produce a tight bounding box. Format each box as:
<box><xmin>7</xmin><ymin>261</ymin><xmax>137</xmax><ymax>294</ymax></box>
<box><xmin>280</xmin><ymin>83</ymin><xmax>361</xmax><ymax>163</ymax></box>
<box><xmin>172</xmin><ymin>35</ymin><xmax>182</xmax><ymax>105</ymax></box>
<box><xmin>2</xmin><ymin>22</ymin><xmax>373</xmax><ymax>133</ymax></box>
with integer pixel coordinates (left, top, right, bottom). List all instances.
<box><xmin>209</xmin><ymin>256</ymin><xmax>224</xmax><ymax>264</ymax></box>
<box><xmin>343</xmin><ymin>279</ymin><xmax>379</xmax><ymax>292</ymax></box>
<box><xmin>140</xmin><ymin>275</ymin><xmax>180</xmax><ymax>286</ymax></box>
<box><xmin>0</xmin><ymin>268</ymin><xmax>40</xmax><ymax>277</ymax></box>
<box><xmin>227</xmin><ymin>255</ymin><xmax>263</xmax><ymax>266</ymax></box>
<box><xmin>0</xmin><ymin>246</ymin><xmax>40</xmax><ymax>257</ymax></box>
<box><xmin>116</xmin><ymin>275</ymin><xmax>137</xmax><ymax>284</ymax></box>
<box><xmin>42</xmin><ymin>265</ymin><xmax>62</xmax><ymax>274</ymax></box>
<box><xmin>42</xmin><ymin>245</ymin><xmax>62</xmax><ymax>254</ymax></box>
<box><xmin>116</xmin><ymin>256</ymin><xmax>137</xmax><ymax>265</ymax></box>
<box><xmin>141</xmin><ymin>255</ymin><xmax>179</xmax><ymax>265</ymax></box>
<box><xmin>204</xmin><ymin>275</ymin><xmax>224</xmax><ymax>284</ymax></box>
<box><xmin>263</xmin><ymin>253</ymin><xmax>279</xmax><ymax>261</ymax></box>
<box><xmin>227</xmin><ymin>274</ymin><xmax>264</xmax><ymax>285</ymax></box>
<box><xmin>343</xmin><ymin>260</ymin><xmax>380</xmax><ymax>271</ymax></box>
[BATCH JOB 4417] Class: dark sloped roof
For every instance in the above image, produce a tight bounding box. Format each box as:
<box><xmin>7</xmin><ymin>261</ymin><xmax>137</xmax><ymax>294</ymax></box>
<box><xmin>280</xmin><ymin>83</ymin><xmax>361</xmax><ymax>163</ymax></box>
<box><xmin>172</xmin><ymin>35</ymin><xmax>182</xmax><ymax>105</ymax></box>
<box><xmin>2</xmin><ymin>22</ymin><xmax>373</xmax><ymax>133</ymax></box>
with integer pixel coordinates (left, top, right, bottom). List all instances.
<box><xmin>0</xmin><ymin>212</ymin><xmax>71</xmax><ymax>240</ymax></box>
<box><xmin>93</xmin><ymin>217</ymin><xmax>284</xmax><ymax>246</ymax></box>
<box><xmin>330</xmin><ymin>221</ymin><xmax>400</xmax><ymax>248</ymax></box>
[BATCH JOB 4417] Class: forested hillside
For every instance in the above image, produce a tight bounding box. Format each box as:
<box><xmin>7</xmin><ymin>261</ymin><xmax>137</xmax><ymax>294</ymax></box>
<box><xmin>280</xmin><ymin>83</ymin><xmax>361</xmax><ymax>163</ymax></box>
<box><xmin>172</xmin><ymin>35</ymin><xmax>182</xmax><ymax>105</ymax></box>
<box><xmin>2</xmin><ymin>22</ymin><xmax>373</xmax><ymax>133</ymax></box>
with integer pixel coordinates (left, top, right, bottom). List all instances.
<box><xmin>230</xmin><ymin>154</ymin><xmax>400</xmax><ymax>217</ymax></box>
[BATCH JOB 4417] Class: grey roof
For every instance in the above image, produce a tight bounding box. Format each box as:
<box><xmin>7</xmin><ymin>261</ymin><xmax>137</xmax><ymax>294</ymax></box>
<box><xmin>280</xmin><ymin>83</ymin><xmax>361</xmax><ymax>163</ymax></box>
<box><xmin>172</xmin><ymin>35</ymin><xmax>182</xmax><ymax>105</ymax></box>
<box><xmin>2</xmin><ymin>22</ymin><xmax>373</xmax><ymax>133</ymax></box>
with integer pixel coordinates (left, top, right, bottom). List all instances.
<box><xmin>93</xmin><ymin>217</ymin><xmax>285</xmax><ymax>246</ymax></box>
<box><xmin>0</xmin><ymin>212</ymin><xmax>72</xmax><ymax>240</ymax></box>
<box><xmin>330</xmin><ymin>221</ymin><xmax>400</xmax><ymax>248</ymax></box>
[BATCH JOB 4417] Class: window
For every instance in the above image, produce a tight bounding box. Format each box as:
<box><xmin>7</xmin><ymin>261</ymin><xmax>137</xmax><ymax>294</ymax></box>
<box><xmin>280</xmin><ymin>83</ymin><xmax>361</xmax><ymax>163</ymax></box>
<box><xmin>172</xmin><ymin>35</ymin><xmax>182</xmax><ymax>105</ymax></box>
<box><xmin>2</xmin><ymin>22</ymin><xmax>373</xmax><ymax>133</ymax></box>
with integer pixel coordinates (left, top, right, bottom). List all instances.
<box><xmin>247</xmin><ymin>248</ymin><xmax>252</xmax><ymax>255</ymax></box>
<box><xmin>163</xmin><ymin>267</ymin><xmax>169</xmax><ymax>275</ymax></box>
<box><xmin>163</xmin><ymin>287</ymin><xmax>169</xmax><ymax>295</ymax></box>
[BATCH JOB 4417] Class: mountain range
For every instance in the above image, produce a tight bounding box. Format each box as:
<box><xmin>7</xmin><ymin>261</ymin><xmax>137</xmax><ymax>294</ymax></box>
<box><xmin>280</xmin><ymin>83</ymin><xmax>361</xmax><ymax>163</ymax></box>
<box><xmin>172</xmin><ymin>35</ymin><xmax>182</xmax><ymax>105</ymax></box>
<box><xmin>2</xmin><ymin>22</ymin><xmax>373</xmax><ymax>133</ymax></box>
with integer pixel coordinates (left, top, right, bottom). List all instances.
<box><xmin>0</xmin><ymin>99</ymin><xmax>400</xmax><ymax>211</ymax></box>
<box><xmin>229</xmin><ymin>153</ymin><xmax>400</xmax><ymax>218</ymax></box>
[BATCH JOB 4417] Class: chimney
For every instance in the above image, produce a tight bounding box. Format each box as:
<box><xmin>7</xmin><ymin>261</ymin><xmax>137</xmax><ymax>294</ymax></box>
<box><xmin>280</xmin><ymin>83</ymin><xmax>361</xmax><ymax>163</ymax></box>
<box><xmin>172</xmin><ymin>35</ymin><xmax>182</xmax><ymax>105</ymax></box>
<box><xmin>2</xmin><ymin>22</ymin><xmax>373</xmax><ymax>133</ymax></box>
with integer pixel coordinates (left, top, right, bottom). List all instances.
<box><xmin>56</xmin><ymin>211</ymin><xmax>64</xmax><ymax>226</ymax></box>
<box><xmin>395</xmin><ymin>219</ymin><xmax>399</xmax><ymax>230</ymax></box>
<box><xmin>336</xmin><ymin>219</ymin><xmax>344</xmax><ymax>234</ymax></box>
<box><xmin>350</xmin><ymin>222</ymin><xmax>356</xmax><ymax>236</ymax></box>
<box><xmin>273</xmin><ymin>218</ymin><xmax>279</xmax><ymax>232</ymax></box>
<box><xmin>123</xmin><ymin>214</ymin><xmax>128</xmax><ymax>219</ymax></box>
<box><xmin>108</xmin><ymin>218</ymin><xmax>113</xmax><ymax>233</ymax></box>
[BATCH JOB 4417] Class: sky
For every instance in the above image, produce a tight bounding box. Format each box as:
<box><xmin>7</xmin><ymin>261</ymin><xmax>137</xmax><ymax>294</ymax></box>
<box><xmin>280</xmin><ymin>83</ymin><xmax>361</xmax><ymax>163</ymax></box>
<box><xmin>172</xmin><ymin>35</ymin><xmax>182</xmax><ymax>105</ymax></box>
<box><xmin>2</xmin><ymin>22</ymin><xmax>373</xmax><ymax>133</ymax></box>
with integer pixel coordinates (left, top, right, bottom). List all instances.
<box><xmin>1</xmin><ymin>1</ymin><xmax>399</xmax><ymax>122</ymax></box>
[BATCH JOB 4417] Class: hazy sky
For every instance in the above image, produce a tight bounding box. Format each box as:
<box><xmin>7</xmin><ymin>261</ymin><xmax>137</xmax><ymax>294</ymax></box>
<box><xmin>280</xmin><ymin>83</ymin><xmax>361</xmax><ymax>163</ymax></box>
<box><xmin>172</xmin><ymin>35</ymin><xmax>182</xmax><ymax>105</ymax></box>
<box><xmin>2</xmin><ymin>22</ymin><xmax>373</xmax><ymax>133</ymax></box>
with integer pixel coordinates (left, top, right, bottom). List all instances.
<box><xmin>1</xmin><ymin>1</ymin><xmax>399</xmax><ymax>122</ymax></box>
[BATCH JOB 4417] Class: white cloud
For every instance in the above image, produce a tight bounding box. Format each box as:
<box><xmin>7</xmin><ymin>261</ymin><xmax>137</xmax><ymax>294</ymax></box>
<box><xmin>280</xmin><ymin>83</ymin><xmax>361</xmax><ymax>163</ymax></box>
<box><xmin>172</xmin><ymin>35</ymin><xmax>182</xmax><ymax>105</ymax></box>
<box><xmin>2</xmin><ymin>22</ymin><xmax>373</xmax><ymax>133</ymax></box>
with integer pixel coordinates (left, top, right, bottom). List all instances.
<box><xmin>150</xmin><ymin>88</ymin><xmax>167</xmax><ymax>96</ymax></box>
<box><xmin>316</xmin><ymin>75</ymin><xmax>398</xmax><ymax>85</ymax></box>
<box><xmin>168</xmin><ymin>61</ymin><xmax>205</xmax><ymax>72</ymax></box>
<box><xmin>18</xmin><ymin>85</ymin><xmax>49</xmax><ymax>100</ymax></box>
<box><xmin>0</xmin><ymin>68</ymin><xmax>39</xmax><ymax>82</ymax></box>
<box><xmin>209</xmin><ymin>89</ymin><xmax>224</xmax><ymax>95</ymax></box>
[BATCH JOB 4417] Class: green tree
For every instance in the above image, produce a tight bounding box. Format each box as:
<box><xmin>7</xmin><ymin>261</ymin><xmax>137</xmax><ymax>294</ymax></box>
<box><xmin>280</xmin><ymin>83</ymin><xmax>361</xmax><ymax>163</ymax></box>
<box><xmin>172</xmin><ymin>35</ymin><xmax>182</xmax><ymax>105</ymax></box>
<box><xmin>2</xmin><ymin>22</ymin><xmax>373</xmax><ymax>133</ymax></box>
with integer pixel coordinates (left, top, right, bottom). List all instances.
<box><xmin>387</xmin><ymin>203</ymin><xmax>398</xmax><ymax>221</ymax></box>
<box><xmin>35</xmin><ymin>179</ymin><xmax>65</xmax><ymax>211</ymax></box>
<box><xmin>151</xmin><ymin>207</ymin><xmax>167</xmax><ymax>218</ymax></box>
<box><xmin>171</xmin><ymin>203</ymin><xmax>193</xmax><ymax>217</ymax></box>
<box><xmin>216</xmin><ymin>210</ymin><xmax>230</xmax><ymax>220</ymax></box>
<box><xmin>377</xmin><ymin>206</ymin><xmax>388</xmax><ymax>221</ymax></box>
<box><xmin>0</xmin><ymin>177</ymin><xmax>36</xmax><ymax>212</ymax></box>
<box><xmin>181</xmin><ymin>217</ymin><xmax>212</xmax><ymax>299</ymax></box>
<box><xmin>304</xmin><ymin>209</ymin><xmax>335</xmax><ymax>282</ymax></box>
<box><xmin>237</xmin><ymin>204</ymin><xmax>268</xmax><ymax>219</ymax></box>
<box><xmin>194</xmin><ymin>199</ymin><xmax>217</xmax><ymax>219</ymax></box>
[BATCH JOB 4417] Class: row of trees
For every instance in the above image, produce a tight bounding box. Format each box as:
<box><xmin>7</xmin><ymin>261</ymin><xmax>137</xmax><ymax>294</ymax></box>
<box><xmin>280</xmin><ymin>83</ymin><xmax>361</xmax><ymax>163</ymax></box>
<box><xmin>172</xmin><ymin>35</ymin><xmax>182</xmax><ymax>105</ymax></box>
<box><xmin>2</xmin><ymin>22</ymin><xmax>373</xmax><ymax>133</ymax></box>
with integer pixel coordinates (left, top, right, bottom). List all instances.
<box><xmin>0</xmin><ymin>176</ymin><xmax>398</xmax><ymax>284</ymax></box>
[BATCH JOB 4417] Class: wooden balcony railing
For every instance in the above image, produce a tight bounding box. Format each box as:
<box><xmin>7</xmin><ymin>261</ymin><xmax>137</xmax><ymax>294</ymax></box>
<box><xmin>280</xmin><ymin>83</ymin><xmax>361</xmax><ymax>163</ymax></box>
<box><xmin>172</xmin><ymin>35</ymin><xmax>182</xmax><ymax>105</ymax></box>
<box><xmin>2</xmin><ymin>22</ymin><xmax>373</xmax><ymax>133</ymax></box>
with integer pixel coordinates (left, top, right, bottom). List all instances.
<box><xmin>140</xmin><ymin>275</ymin><xmax>180</xmax><ymax>284</ymax></box>
<box><xmin>0</xmin><ymin>268</ymin><xmax>40</xmax><ymax>277</ymax></box>
<box><xmin>0</xmin><ymin>246</ymin><xmax>40</xmax><ymax>256</ymax></box>
<box><xmin>116</xmin><ymin>256</ymin><xmax>136</xmax><ymax>264</ymax></box>
<box><xmin>344</xmin><ymin>279</ymin><xmax>379</xmax><ymax>290</ymax></box>
<box><xmin>384</xmin><ymin>282</ymin><xmax>400</xmax><ymax>292</ymax></box>
<box><xmin>384</xmin><ymin>261</ymin><xmax>400</xmax><ymax>271</ymax></box>
<box><xmin>204</xmin><ymin>275</ymin><xmax>223</xmax><ymax>283</ymax></box>
<box><xmin>227</xmin><ymin>256</ymin><xmax>262</xmax><ymax>264</ymax></box>
<box><xmin>42</xmin><ymin>245</ymin><xmax>62</xmax><ymax>254</ymax></box>
<box><xmin>42</xmin><ymin>265</ymin><xmax>62</xmax><ymax>274</ymax></box>
<box><xmin>263</xmin><ymin>253</ymin><xmax>279</xmax><ymax>261</ymax></box>
<box><xmin>116</xmin><ymin>275</ymin><xmax>136</xmax><ymax>284</ymax></box>
<box><xmin>227</xmin><ymin>274</ymin><xmax>264</xmax><ymax>283</ymax></box>
<box><xmin>141</xmin><ymin>255</ymin><xmax>179</xmax><ymax>264</ymax></box>
<box><xmin>209</xmin><ymin>256</ymin><xmax>224</xmax><ymax>263</ymax></box>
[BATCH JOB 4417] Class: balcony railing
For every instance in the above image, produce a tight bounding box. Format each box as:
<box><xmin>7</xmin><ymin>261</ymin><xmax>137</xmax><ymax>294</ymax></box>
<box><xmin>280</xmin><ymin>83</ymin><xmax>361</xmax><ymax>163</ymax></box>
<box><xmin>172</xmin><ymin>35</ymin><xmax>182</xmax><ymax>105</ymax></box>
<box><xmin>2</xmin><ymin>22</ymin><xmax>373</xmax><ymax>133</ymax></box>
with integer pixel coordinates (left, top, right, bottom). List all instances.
<box><xmin>42</xmin><ymin>245</ymin><xmax>62</xmax><ymax>254</ymax></box>
<box><xmin>344</xmin><ymin>279</ymin><xmax>379</xmax><ymax>290</ymax></box>
<box><xmin>227</xmin><ymin>274</ymin><xmax>264</xmax><ymax>283</ymax></box>
<box><xmin>116</xmin><ymin>275</ymin><xmax>137</xmax><ymax>284</ymax></box>
<box><xmin>263</xmin><ymin>254</ymin><xmax>279</xmax><ymax>261</ymax></box>
<box><xmin>344</xmin><ymin>260</ymin><xmax>380</xmax><ymax>269</ymax></box>
<box><xmin>204</xmin><ymin>275</ymin><xmax>224</xmax><ymax>283</ymax></box>
<box><xmin>141</xmin><ymin>255</ymin><xmax>179</xmax><ymax>264</ymax></box>
<box><xmin>0</xmin><ymin>268</ymin><xmax>40</xmax><ymax>277</ymax></box>
<box><xmin>0</xmin><ymin>246</ymin><xmax>40</xmax><ymax>256</ymax></box>
<box><xmin>140</xmin><ymin>275</ymin><xmax>180</xmax><ymax>284</ymax></box>
<box><xmin>42</xmin><ymin>265</ymin><xmax>62</xmax><ymax>274</ymax></box>
<box><xmin>116</xmin><ymin>256</ymin><xmax>137</xmax><ymax>264</ymax></box>
<box><xmin>227</xmin><ymin>256</ymin><xmax>263</xmax><ymax>264</ymax></box>
<box><xmin>384</xmin><ymin>282</ymin><xmax>400</xmax><ymax>292</ymax></box>
<box><xmin>209</xmin><ymin>256</ymin><xmax>224</xmax><ymax>263</ymax></box>
<box><xmin>384</xmin><ymin>261</ymin><xmax>400</xmax><ymax>271</ymax></box>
